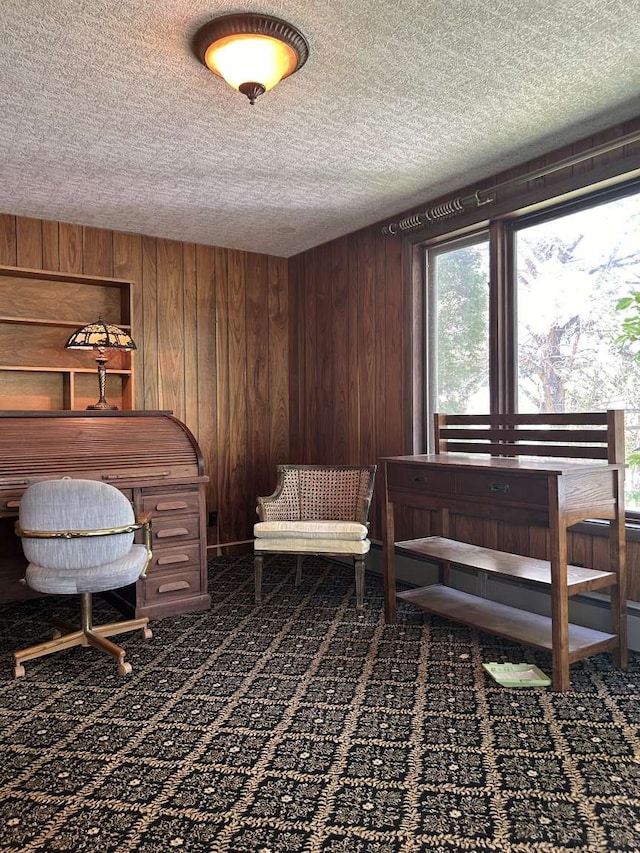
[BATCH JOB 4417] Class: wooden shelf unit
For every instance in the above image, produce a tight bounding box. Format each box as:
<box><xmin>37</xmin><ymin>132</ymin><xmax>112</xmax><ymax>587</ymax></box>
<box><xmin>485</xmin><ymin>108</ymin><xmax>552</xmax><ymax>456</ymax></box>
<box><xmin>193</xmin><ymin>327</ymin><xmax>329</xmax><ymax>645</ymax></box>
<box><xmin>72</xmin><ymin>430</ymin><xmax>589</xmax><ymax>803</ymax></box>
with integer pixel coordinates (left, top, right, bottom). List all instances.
<box><xmin>381</xmin><ymin>411</ymin><xmax>627</xmax><ymax>692</ymax></box>
<box><xmin>0</xmin><ymin>265</ymin><xmax>134</xmax><ymax>411</ymax></box>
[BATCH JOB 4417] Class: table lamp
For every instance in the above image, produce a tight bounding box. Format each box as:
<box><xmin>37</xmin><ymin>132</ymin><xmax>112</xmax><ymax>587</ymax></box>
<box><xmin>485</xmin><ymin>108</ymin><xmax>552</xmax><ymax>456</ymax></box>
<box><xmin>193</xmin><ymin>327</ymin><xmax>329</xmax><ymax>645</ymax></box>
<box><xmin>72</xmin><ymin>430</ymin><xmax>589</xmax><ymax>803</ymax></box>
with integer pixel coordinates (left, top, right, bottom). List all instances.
<box><xmin>64</xmin><ymin>318</ymin><xmax>136</xmax><ymax>410</ymax></box>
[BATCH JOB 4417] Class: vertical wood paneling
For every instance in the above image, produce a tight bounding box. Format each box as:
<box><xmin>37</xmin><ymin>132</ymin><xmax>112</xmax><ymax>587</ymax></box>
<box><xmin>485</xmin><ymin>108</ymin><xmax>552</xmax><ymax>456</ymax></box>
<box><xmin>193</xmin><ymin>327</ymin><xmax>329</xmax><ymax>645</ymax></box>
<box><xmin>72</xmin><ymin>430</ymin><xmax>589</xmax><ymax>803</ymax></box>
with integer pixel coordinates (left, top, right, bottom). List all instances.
<box><xmin>385</xmin><ymin>223</ymin><xmax>404</xmax><ymax>457</ymax></box>
<box><xmin>82</xmin><ymin>227</ymin><xmax>113</xmax><ymax>276</ymax></box>
<box><xmin>41</xmin><ymin>221</ymin><xmax>59</xmax><ymax>271</ymax></box>
<box><xmin>16</xmin><ymin>216</ymin><xmax>42</xmax><ymax>269</ymax></box>
<box><xmin>499</xmin><ymin>521</ymin><xmax>531</xmax><ymax>557</ymax></box>
<box><xmin>113</xmin><ymin>231</ymin><xmax>144</xmax><ymax>409</ymax></box>
<box><xmin>331</xmin><ymin>236</ymin><xmax>349</xmax><ymax>464</ymax></box>
<box><xmin>303</xmin><ymin>248</ymin><xmax>318</xmax><ymax>463</ymax></box>
<box><xmin>357</xmin><ymin>228</ymin><xmax>377</xmax><ymax>470</ymax></box>
<box><xmin>215</xmin><ymin>246</ymin><xmax>231</xmax><ymax>544</ymax></box>
<box><xmin>372</xmin><ymin>230</ymin><xmax>388</xmax><ymax>533</ymax></box>
<box><xmin>196</xmin><ymin>244</ymin><xmax>218</xmax><ymax>515</ymax></box>
<box><xmin>453</xmin><ymin>514</ymin><xmax>482</xmax><ymax>546</ymax></box>
<box><xmin>347</xmin><ymin>232</ymin><xmax>360</xmax><ymax>461</ymax></box>
<box><xmin>0</xmin><ymin>215</ymin><xmax>17</xmax><ymax>265</ymax></box>
<box><xmin>156</xmin><ymin>239</ymin><xmax>185</xmax><ymax>421</ymax></box>
<box><xmin>568</xmin><ymin>531</ymin><xmax>593</xmax><ymax>569</ymax></box>
<box><xmin>268</xmin><ymin>256</ymin><xmax>289</xmax><ymax>474</ymax></box>
<box><xmin>291</xmin><ymin>224</ymin><xmax>399</xmax><ymax>540</ymax></box>
<box><xmin>58</xmin><ymin>223</ymin><xmax>83</xmax><ymax>273</ymax></box>
<box><xmin>246</xmin><ymin>252</ymin><xmax>270</xmax><ymax>502</ymax></box>
<box><xmin>316</xmin><ymin>248</ymin><xmax>332</xmax><ymax>463</ymax></box>
<box><xmin>141</xmin><ymin>235</ymin><xmax>159</xmax><ymax>410</ymax></box>
<box><xmin>183</xmin><ymin>243</ymin><xmax>199</xmax><ymax>436</ymax></box>
<box><xmin>227</xmin><ymin>249</ymin><xmax>248</xmax><ymax>539</ymax></box>
<box><xmin>529</xmin><ymin>526</ymin><xmax>549</xmax><ymax>559</ymax></box>
<box><xmin>288</xmin><ymin>254</ymin><xmax>302</xmax><ymax>462</ymax></box>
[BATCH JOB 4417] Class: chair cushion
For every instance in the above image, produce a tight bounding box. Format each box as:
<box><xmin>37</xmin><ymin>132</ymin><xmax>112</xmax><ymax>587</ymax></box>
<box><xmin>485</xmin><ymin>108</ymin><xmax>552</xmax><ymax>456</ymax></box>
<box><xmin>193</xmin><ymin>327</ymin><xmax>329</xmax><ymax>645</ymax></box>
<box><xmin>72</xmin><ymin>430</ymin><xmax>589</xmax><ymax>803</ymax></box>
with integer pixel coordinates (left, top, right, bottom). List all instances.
<box><xmin>254</xmin><ymin>537</ymin><xmax>371</xmax><ymax>555</ymax></box>
<box><xmin>25</xmin><ymin>544</ymin><xmax>149</xmax><ymax>595</ymax></box>
<box><xmin>254</xmin><ymin>520</ymin><xmax>368</xmax><ymax>540</ymax></box>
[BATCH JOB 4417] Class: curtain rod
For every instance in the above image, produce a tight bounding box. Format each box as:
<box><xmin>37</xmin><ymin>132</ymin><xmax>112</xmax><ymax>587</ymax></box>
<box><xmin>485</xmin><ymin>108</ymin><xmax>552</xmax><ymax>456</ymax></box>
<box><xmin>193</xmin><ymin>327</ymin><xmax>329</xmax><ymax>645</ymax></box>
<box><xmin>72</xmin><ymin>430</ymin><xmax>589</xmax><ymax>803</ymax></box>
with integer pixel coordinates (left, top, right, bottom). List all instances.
<box><xmin>381</xmin><ymin>127</ymin><xmax>640</xmax><ymax>236</ymax></box>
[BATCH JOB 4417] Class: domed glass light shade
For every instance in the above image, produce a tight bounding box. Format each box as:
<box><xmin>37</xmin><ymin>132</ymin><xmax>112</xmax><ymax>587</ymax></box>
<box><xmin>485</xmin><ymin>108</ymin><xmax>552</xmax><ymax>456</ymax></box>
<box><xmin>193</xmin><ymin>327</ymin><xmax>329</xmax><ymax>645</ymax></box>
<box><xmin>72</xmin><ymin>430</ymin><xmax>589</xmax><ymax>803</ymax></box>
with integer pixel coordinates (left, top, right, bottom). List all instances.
<box><xmin>192</xmin><ymin>13</ymin><xmax>309</xmax><ymax>105</ymax></box>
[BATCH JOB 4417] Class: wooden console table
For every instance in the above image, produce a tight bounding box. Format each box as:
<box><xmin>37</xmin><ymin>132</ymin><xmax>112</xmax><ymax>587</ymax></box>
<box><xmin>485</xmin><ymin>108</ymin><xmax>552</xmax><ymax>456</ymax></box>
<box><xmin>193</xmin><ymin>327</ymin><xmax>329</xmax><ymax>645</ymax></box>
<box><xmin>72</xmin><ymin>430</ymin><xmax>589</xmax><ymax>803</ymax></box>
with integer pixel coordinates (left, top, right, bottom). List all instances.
<box><xmin>381</xmin><ymin>411</ymin><xmax>627</xmax><ymax>692</ymax></box>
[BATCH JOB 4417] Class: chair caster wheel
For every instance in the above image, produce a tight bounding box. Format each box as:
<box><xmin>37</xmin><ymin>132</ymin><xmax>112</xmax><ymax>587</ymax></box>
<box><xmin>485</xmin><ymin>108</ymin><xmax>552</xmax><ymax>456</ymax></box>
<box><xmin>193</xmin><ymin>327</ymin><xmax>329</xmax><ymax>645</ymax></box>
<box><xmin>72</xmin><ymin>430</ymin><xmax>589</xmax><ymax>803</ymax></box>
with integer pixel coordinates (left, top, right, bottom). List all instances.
<box><xmin>142</xmin><ymin>626</ymin><xmax>153</xmax><ymax>640</ymax></box>
<box><xmin>14</xmin><ymin>664</ymin><xmax>25</xmax><ymax>678</ymax></box>
<box><xmin>118</xmin><ymin>661</ymin><xmax>132</xmax><ymax>676</ymax></box>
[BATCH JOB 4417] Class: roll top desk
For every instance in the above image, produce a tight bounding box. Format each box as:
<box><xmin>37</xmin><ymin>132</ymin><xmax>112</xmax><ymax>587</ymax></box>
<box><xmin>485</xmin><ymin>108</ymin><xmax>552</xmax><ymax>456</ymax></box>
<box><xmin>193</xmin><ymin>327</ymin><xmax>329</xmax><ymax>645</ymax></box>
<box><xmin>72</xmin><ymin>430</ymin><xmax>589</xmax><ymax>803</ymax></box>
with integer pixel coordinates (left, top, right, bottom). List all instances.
<box><xmin>0</xmin><ymin>410</ymin><xmax>210</xmax><ymax>619</ymax></box>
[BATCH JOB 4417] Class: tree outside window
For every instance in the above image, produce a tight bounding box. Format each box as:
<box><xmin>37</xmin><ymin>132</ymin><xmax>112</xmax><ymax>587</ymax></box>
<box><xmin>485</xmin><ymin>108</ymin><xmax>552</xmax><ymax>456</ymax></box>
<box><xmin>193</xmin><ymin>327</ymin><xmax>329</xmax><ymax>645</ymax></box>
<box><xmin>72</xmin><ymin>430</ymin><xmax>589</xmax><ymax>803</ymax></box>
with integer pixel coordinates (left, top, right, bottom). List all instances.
<box><xmin>516</xmin><ymin>192</ymin><xmax>640</xmax><ymax>509</ymax></box>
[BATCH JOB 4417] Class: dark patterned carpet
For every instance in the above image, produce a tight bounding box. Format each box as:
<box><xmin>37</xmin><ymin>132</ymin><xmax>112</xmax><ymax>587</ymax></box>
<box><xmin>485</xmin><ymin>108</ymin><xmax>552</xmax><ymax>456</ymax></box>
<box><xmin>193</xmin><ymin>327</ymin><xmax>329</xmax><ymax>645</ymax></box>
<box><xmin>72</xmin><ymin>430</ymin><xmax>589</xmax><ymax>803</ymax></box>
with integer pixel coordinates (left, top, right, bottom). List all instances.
<box><xmin>0</xmin><ymin>554</ymin><xmax>639</xmax><ymax>852</ymax></box>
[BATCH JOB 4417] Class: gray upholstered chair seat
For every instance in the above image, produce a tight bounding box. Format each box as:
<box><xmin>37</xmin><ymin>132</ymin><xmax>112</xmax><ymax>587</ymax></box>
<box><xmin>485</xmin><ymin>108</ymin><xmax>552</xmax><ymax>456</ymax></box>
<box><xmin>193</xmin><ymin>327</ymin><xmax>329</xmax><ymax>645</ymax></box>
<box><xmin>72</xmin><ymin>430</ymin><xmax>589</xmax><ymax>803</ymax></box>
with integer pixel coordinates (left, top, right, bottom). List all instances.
<box><xmin>25</xmin><ymin>544</ymin><xmax>149</xmax><ymax>595</ymax></box>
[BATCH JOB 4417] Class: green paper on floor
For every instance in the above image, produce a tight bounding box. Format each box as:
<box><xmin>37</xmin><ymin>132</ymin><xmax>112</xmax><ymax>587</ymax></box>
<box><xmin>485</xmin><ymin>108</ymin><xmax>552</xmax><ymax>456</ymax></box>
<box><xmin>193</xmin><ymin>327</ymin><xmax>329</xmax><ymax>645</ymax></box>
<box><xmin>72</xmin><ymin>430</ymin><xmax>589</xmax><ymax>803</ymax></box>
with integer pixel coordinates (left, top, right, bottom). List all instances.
<box><xmin>482</xmin><ymin>662</ymin><xmax>551</xmax><ymax>687</ymax></box>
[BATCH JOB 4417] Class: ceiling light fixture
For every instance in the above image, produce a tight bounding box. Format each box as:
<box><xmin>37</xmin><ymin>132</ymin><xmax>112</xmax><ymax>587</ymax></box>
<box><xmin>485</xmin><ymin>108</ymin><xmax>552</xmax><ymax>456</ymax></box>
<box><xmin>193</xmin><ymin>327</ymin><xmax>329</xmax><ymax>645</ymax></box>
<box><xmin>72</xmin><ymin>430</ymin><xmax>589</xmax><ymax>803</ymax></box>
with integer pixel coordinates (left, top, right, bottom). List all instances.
<box><xmin>192</xmin><ymin>13</ymin><xmax>309</xmax><ymax>105</ymax></box>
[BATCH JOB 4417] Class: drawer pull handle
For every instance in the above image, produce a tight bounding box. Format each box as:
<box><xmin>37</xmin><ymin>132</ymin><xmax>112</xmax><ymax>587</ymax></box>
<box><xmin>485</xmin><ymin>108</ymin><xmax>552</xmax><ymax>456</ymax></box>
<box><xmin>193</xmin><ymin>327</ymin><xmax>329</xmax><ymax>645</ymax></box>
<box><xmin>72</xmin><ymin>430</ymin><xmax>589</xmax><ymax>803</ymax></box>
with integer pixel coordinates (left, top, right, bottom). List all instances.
<box><xmin>6</xmin><ymin>500</ymin><xmax>20</xmax><ymax>508</ymax></box>
<box><xmin>155</xmin><ymin>501</ymin><xmax>189</xmax><ymax>511</ymax></box>
<box><xmin>157</xmin><ymin>554</ymin><xmax>190</xmax><ymax>565</ymax></box>
<box><xmin>157</xmin><ymin>527</ymin><xmax>190</xmax><ymax>539</ymax></box>
<box><xmin>413</xmin><ymin>476</ymin><xmax>427</xmax><ymax>483</ymax></box>
<box><xmin>158</xmin><ymin>580</ymin><xmax>191</xmax><ymax>593</ymax></box>
<box><xmin>490</xmin><ymin>482</ymin><xmax>509</xmax><ymax>494</ymax></box>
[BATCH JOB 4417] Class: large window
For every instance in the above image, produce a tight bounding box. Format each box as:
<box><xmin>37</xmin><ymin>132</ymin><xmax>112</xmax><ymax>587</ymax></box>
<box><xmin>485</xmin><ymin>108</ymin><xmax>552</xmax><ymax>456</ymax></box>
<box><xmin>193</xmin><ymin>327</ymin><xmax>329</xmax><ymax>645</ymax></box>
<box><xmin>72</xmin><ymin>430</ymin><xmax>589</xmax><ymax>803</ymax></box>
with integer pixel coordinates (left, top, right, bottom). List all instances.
<box><xmin>425</xmin><ymin>183</ymin><xmax>640</xmax><ymax>511</ymax></box>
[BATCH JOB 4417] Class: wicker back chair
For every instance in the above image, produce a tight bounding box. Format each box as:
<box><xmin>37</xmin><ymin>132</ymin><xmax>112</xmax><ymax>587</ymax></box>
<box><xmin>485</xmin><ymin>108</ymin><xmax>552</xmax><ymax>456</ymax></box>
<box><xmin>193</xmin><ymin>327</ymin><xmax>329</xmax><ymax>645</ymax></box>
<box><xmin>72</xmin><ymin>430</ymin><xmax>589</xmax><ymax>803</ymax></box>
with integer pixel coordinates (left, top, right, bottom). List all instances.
<box><xmin>254</xmin><ymin>464</ymin><xmax>376</xmax><ymax>611</ymax></box>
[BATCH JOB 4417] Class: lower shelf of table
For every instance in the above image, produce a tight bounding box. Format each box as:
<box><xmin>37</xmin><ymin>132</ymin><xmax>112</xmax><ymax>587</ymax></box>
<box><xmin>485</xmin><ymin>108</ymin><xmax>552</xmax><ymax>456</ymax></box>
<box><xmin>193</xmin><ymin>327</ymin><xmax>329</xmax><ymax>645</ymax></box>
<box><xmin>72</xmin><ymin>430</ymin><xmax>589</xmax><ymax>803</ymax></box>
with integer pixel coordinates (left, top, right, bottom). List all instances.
<box><xmin>394</xmin><ymin>537</ymin><xmax>617</xmax><ymax>594</ymax></box>
<box><xmin>396</xmin><ymin>584</ymin><xmax>618</xmax><ymax>661</ymax></box>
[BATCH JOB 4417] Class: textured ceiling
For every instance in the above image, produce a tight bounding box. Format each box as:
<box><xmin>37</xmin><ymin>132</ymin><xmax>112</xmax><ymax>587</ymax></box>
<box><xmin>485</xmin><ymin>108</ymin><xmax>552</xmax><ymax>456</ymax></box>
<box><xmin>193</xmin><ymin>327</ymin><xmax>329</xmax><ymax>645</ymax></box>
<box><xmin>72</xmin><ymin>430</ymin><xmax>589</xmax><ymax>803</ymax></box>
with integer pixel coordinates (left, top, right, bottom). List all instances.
<box><xmin>1</xmin><ymin>0</ymin><xmax>640</xmax><ymax>258</ymax></box>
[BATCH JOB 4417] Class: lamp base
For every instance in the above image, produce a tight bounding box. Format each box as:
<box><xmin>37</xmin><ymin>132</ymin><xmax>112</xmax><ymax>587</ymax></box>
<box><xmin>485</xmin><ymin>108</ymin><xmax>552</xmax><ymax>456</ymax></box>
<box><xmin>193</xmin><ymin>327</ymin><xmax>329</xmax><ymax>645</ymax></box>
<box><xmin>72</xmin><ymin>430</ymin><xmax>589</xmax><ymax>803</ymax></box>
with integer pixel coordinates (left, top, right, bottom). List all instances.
<box><xmin>86</xmin><ymin>401</ymin><xmax>118</xmax><ymax>411</ymax></box>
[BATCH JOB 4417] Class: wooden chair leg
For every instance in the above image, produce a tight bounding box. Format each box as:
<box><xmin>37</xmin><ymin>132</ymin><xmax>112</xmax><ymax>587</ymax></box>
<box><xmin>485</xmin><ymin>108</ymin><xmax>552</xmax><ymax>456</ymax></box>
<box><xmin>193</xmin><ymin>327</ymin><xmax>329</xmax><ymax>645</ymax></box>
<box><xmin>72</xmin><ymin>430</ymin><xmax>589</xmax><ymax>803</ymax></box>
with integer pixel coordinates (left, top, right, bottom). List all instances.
<box><xmin>254</xmin><ymin>554</ymin><xmax>263</xmax><ymax>604</ymax></box>
<box><xmin>355</xmin><ymin>556</ymin><xmax>365</xmax><ymax>612</ymax></box>
<box><xmin>295</xmin><ymin>555</ymin><xmax>304</xmax><ymax>586</ymax></box>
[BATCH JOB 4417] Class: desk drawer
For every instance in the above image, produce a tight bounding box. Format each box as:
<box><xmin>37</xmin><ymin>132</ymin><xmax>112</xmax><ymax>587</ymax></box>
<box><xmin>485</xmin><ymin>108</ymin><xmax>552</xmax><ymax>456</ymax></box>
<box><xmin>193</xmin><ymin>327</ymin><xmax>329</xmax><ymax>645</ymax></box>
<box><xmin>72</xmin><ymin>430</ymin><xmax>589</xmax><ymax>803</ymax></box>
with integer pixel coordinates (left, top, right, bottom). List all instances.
<box><xmin>455</xmin><ymin>471</ymin><xmax>548</xmax><ymax>505</ymax></box>
<box><xmin>141</xmin><ymin>567</ymin><xmax>202</xmax><ymax>604</ymax></box>
<box><xmin>147</xmin><ymin>542</ymin><xmax>200</xmax><ymax>575</ymax></box>
<box><xmin>386</xmin><ymin>465</ymin><xmax>455</xmax><ymax>495</ymax></box>
<box><xmin>141</xmin><ymin>489</ymin><xmax>200</xmax><ymax>515</ymax></box>
<box><xmin>151</xmin><ymin>514</ymin><xmax>200</xmax><ymax>545</ymax></box>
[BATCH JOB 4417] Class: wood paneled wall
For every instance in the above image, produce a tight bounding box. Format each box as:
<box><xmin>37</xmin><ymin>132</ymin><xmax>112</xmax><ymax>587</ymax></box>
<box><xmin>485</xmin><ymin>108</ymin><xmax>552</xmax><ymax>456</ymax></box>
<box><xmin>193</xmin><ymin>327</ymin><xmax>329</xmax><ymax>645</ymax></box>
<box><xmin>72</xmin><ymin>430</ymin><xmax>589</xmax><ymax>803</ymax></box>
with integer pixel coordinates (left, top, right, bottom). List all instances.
<box><xmin>288</xmin><ymin>232</ymin><xmax>404</xmax><ymax>539</ymax></box>
<box><xmin>288</xmin><ymin>118</ymin><xmax>640</xmax><ymax>600</ymax></box>
<box><xmin>0</xmin><ymin>215</ymin><xmax>289</xmax><ymax>547</ymax></box>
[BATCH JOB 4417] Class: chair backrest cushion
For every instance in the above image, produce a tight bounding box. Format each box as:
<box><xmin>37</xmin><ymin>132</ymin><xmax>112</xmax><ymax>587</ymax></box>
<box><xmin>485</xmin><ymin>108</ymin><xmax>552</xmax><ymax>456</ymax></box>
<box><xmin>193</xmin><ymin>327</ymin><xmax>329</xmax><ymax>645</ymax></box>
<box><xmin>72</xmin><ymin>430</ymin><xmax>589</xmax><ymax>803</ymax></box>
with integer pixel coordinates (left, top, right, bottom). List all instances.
<box><xmin>19</xmin><ymin>478</ymin><xmax>135</xmax><ymax>570</ymax></box>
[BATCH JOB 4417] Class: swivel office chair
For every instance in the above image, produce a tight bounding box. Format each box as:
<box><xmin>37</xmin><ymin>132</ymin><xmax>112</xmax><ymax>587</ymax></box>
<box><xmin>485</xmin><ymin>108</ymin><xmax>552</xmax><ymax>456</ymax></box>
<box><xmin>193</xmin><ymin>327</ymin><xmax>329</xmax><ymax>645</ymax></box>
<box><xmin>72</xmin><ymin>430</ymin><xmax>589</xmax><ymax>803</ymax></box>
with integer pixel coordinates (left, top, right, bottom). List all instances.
<box><xmin>13</xmin><ymin>478</ymin><xmax>153</xmax><ymax>678</ymax></box>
